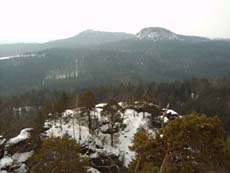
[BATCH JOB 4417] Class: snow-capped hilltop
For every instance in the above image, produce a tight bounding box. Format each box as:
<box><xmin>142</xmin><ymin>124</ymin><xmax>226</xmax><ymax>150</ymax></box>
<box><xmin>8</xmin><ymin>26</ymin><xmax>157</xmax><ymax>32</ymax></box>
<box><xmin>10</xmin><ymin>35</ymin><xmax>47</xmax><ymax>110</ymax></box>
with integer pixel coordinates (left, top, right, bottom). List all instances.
<box><xmin>136</xmin><ymin>27</ymin><xmax>210</xmax><ymax>42</ymax></box>
<box><xmin>136</xmin><ymin>27</ymin><xmax>179</xmax><ymax>41</ymax></box>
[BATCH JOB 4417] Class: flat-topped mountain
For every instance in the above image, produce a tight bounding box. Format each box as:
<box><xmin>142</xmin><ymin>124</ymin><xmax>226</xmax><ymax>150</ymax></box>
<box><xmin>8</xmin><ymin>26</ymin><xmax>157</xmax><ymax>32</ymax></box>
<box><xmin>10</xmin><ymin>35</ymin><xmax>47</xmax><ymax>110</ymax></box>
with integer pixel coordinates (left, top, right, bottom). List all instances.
<box><xmin>137</xmin><ymin>27</ymin><xmax>179</xmax><ymax>41</ymax></box>
<box><xmin>136</xmin><ymin>27</ymin><xmax>209</xmax><ymax>42</ymax></box>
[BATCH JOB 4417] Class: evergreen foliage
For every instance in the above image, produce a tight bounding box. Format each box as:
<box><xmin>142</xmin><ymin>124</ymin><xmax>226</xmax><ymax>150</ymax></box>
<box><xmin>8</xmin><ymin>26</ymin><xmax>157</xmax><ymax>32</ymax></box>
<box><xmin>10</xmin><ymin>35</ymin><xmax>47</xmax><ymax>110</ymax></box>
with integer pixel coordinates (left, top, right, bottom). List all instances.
<box><xmin>28</xmin><ymin>137</ymin><xmax>89</xmax><ymax>173</ymax></box>
<box><xmin>102</xmin><ymin>99</ymin><xmax>123</xmax><ymax>146</ymax></box>
<box><xmin>129</xmin><ymin>113</ymin><xmax>230</xmax><ymax>173</ymax></box>
<box><xmin>78</xmin><ymin>90</ymin><xmax>96</xmax><ymax>133</ymax></box>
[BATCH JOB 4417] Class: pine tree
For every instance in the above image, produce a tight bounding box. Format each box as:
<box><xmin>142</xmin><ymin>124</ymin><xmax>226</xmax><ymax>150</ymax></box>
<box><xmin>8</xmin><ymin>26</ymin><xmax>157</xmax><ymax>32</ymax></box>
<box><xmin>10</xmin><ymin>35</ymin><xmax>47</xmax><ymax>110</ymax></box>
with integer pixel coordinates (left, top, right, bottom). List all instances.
<box><xmin>129</xmin><ymin>113</ymin><xmax>229</xmax><ymax>173</ymax></box>
<box><xmin>102</xmin><ymin>99</ymin><xmax>123</xmax><ymax>147</ymax></box>
<box><xmin>78</xmin><ymin>90</ymin><xmax>96</xmax><ymax>133</ymax></box>
<box><xmin>29</xmin><ymin>137</ymin><xmax>89</xmax><ymax>173</ymax></box>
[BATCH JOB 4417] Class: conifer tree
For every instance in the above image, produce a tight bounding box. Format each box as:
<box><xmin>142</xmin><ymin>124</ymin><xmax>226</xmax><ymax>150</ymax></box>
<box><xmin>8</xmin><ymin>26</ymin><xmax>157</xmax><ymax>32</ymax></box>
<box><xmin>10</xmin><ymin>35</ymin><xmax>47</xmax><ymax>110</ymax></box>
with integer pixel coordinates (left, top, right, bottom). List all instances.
<box><xmin>29</xmin><ymin>137</ymin><xmax>89</xmax><ymax>173</ymax></box>
<box><xmin>129</xmin><ymin>113</ymin><xmax>229</xmax><ymax>173</ymax></box>
<box><xmin>102</xmin><ymin>99</ymin><xmax>123</xmax><ymax>147</ymax></box>
<box><xmin>78</xmin><ymin>91</ymin><xmax>96</xmax><ymax>133</ymax></box>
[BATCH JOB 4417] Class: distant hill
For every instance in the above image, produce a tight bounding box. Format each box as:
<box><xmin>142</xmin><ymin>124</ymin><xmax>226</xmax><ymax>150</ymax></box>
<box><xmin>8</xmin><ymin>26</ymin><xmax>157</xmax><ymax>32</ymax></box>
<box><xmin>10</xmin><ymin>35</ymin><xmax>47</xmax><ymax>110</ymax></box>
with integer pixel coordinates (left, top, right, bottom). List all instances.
<box><xmin>46</xmin><ymin>30</ymin><xmax>135</xmax><ymax>48</ymax></box>
<box><xmin>0</xmin><ymin>30</ymin><xmax>135</xmax><ymax>57</ymax></box>
<box><xmin>1</xmin><ymin>27</ymin><xmax>230</xmax><ymax>95</ymax></box>
<box><xmin>136</xmin><ymin>27</ymin><xmax>209</xmax><ymax>42</ymax></box>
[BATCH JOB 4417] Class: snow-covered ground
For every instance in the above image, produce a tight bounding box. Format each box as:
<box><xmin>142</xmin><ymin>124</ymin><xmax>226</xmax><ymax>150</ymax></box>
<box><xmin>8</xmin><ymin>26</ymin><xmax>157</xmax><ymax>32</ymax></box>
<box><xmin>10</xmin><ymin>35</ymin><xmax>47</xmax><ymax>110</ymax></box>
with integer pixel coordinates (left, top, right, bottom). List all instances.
<box><xmin>44</xmin><ymin>104</ymin><xmax>155</xmax><ymax>167</ymax></box>
<box><xmin>0</xmin><ymin>101</ymin><xmax>179</xmax><ymax>173</ymax></box>
<box><xmin>0</xmin><ymin>151</ymin><xmax>33</xmax><ymax>169</ymax></box>
<box><xmin>0</xmin><ymin>54</ymin><xmax>37</xmax><ymax>61</ymax></box>
<box><xmin>0</xmin><ymin>56</ymin><xmax>13</xmax><ymax>60</ymax></box>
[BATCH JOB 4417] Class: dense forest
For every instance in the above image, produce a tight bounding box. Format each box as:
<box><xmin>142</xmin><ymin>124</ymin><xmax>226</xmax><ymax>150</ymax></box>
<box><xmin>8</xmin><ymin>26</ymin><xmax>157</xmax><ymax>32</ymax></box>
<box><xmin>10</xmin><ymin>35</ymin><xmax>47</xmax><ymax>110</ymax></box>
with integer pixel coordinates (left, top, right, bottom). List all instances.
<box><xmin>1</xmin><ymin>77</ymin><xmax>229</xmax><ymax>138</ymax></box>
<box><xmin>1</xmin><ymin>77</ymin><xmax>230</xmax><ymax>173</ymax></box>
<box><xmin>1</xmin><ymin>31</ymin><xmax>230</xmax><ymax>95</ymax></box>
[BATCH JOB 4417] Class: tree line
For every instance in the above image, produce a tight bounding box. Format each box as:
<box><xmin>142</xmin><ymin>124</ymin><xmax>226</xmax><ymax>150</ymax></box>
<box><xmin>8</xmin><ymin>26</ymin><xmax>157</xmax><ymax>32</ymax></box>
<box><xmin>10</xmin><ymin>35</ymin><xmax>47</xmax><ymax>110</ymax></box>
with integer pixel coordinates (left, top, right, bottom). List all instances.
<box><xmin>1</xmin><ymin>77</ymin><xmax>230</xmax><ymax>138</ymax></box>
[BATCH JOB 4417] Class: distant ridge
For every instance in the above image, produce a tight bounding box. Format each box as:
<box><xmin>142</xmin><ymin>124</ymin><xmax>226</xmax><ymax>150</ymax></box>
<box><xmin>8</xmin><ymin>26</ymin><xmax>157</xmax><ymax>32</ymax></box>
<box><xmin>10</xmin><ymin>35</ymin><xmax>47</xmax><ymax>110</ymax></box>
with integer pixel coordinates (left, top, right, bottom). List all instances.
<box><xmin>0</xmin><ymin>27</ymin><xmax>211</xmax><ymax>57</ymax></box>
<box><xmin>0</xmin><ymin>30</ymin><xmax>135</xmax><ymax>57</ymax></box>
<box><xmin>46</xmin><ymin>29</ymin><xmax>135</xmax><ymax>47</ymax></box>
<box><xmin>1</xmin><ymin>26</ymin><xmax>230</xmax><ymax>95</ymax></box>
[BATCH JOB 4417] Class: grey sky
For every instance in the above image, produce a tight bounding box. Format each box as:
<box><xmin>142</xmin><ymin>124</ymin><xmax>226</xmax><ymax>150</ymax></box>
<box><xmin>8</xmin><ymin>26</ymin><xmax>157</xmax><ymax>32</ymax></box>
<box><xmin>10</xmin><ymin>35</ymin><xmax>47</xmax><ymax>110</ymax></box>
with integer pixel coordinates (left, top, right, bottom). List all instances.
<box><xmin>0</xmin><ymin>0</ymin><xmax>229</xmax><ymax>43</ymax></box>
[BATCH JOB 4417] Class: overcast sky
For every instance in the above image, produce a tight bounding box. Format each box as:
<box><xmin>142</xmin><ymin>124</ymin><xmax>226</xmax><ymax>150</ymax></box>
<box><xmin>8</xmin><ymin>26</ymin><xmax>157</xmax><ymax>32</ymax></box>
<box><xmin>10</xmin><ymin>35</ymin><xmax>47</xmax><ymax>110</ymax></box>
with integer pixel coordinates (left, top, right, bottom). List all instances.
<box><xmin>0</xmin><ymin>0</ymin><xmax>229</xmax><ymax>43</ymax></box>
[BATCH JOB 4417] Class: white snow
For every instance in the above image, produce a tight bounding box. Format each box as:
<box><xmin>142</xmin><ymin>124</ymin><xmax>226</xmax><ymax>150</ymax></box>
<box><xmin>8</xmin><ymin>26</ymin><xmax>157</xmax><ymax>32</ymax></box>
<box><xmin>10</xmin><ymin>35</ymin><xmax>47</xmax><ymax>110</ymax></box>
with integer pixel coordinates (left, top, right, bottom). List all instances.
<box><xmin>14</xmin><ymin>163</ymin><xmax>28</xmax><ymax>173</ymax></box>
<box><xmin>0</xmin><ymin>54</ymin><xmax>36</xmax><ymax>61</ymax></box>
<box><xmin>24</xmin><ymin>106</ymin><xmax>33</xmax><ymax>112</ymax></box>
<box><xmin>88</xmin><ymin>167</ymin><xmax>101</xmax><ymax>173</ymax></box>
<box><xmin>0</xmin><ymin>156</ymin><xmax>13</xmax><ymax>169</ymax></box>
<box><xmin>136</xmin><ymin>27</ymin><xmax>179</xmax><ymax>41</ymax></box>
<box><xmin>63</xmin><ymin>109</ymin><xmax>74</xmax><ymax>117</ymax></box>
<box><xmin>12</xmin><ymin>151</ymin><xmax>33</xmax><ymax>163</ymax></box>
<box><xmin>45</xmin><ymin>61</ymin><xmax>79</xmax><ymax>80</ymax></box>
<box><xmin>44</xmin><ymin>105</ymin><xmax>155</xmax><ymax>167</ymax></box>
<box><xmin>115</xmin><ymin>109</ymin><xmax>148</xmax><ymax>166</ymax></box>
<box><xmin>0</xmin><ymin>130</ymin><xmax>34</xmax><ymax>172</ymax></box>
<box><xmin>162</xmin><ymin>108</ymin><xmax>178</xmax><ymax>115</ymax></box>
<box><xmin>166</xmin><ymin>109</ymin><xmax>178</xmax><ymax>115</ymax></box>
<box><xmin>159</xmin><ymin>115</ymin><xmax>169</xmax><ymax>123</ymax></box>
<box><xmin>6</xmin><ymin>128</ymin><xmax>33</xmax><ymax>147</ymax></box>
<box><xmin>0</xmin><ymin>56</ymin><xmax>13</xmax><ymax>60</ymax></box>
<box><xmin>0</xmin><ymin>137</ymin><xmax>6</xmax><ymax>146</ymax></box>
<box><xmin>96</xmin><ymin>103</ymin><xmax>107</xmax><ymax>108</ymax></box>
<box><xmin>0</xmin><ymin>152</ymin><xmax>33</xmax><ymax>171</ymax></box>
<box><xmin>0</xmin><ymin>151</ymin><xmax>33</xmax><ymax>171</ymax></box>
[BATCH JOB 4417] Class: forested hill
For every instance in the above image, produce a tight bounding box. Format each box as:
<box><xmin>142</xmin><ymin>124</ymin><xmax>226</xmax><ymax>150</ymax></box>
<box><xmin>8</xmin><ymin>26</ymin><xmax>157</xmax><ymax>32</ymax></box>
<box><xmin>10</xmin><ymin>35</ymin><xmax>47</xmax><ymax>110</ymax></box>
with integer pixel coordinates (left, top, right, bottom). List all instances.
<box><xmin>1</xmin><ymin>27</ymin><xmax>230</xmax><ymax>95</ymax></box>
<box><xmin>0</xmin><ymin>30</ymin><xmax>135</xmax><ymax>57</ymax></box>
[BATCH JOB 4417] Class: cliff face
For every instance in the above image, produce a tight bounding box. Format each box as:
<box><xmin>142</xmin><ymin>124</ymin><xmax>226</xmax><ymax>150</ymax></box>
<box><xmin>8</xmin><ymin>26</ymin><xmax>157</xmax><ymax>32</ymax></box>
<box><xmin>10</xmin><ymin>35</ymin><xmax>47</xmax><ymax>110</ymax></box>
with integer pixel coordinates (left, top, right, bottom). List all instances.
<box><xmin>136</xmin><ymin>27</ymin><xmax>179</xmax><ymax>41</ymax></box>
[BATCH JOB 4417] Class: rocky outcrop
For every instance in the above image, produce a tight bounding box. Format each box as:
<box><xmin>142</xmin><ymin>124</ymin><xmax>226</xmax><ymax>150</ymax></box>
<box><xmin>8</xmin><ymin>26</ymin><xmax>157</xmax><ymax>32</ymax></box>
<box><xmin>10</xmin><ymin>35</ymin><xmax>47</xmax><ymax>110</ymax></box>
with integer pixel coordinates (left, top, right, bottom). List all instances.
<box><xmin>136</xmin><ymin>27</ymin><xmax>179</xmax><ymax>41</ymax></box>
<box><xmin>91</xmin><ymin>154</ymin><xmax>120</xmax><ymax>173</ymax></box>
<box><xmin>0</xmin><ymin>128</ymin><xmax>34</xmax><ymax>173</ymax></box>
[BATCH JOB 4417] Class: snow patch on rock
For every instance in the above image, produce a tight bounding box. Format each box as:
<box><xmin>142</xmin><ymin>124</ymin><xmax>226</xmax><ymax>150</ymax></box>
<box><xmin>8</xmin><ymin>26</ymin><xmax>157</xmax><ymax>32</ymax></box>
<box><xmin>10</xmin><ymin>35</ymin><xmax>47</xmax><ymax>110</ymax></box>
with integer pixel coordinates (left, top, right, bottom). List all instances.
<box><xmin>0</xmin><ymin>156</ymin><xmax>13</xmax><ymax>169</ymax></box>
<box><xmin>44</xmin><ymin>105</ymin><xmax>155</xmax><ymax>167</ymax></box>
<box><xmin>12</xmin><ymin>151</ymin><xmax>33</xmax><ymax>163</ymax></box>
<box><xmin>137</xmin><ymin>27</ymin><xmax>179</xmax><ymax>41</ymax></box>
<box><xmin>6</xmin><ymin>128</ymin><xmax>33</xmax><ymax>147</ymax></box>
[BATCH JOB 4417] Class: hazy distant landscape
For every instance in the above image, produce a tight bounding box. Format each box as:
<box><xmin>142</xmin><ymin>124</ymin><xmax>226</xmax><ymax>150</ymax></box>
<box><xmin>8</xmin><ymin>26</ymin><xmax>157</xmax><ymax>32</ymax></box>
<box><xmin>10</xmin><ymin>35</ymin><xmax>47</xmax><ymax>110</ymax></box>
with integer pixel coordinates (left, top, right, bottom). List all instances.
<box><xmin>0</xmin><ymin>0</ymin><xmax>230</xmax><ymax>172</ymax></box>
<box><xmin>1</xmin><ymin>27</ymin><xmax>230</xmax><ymax>95</ymax></box>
